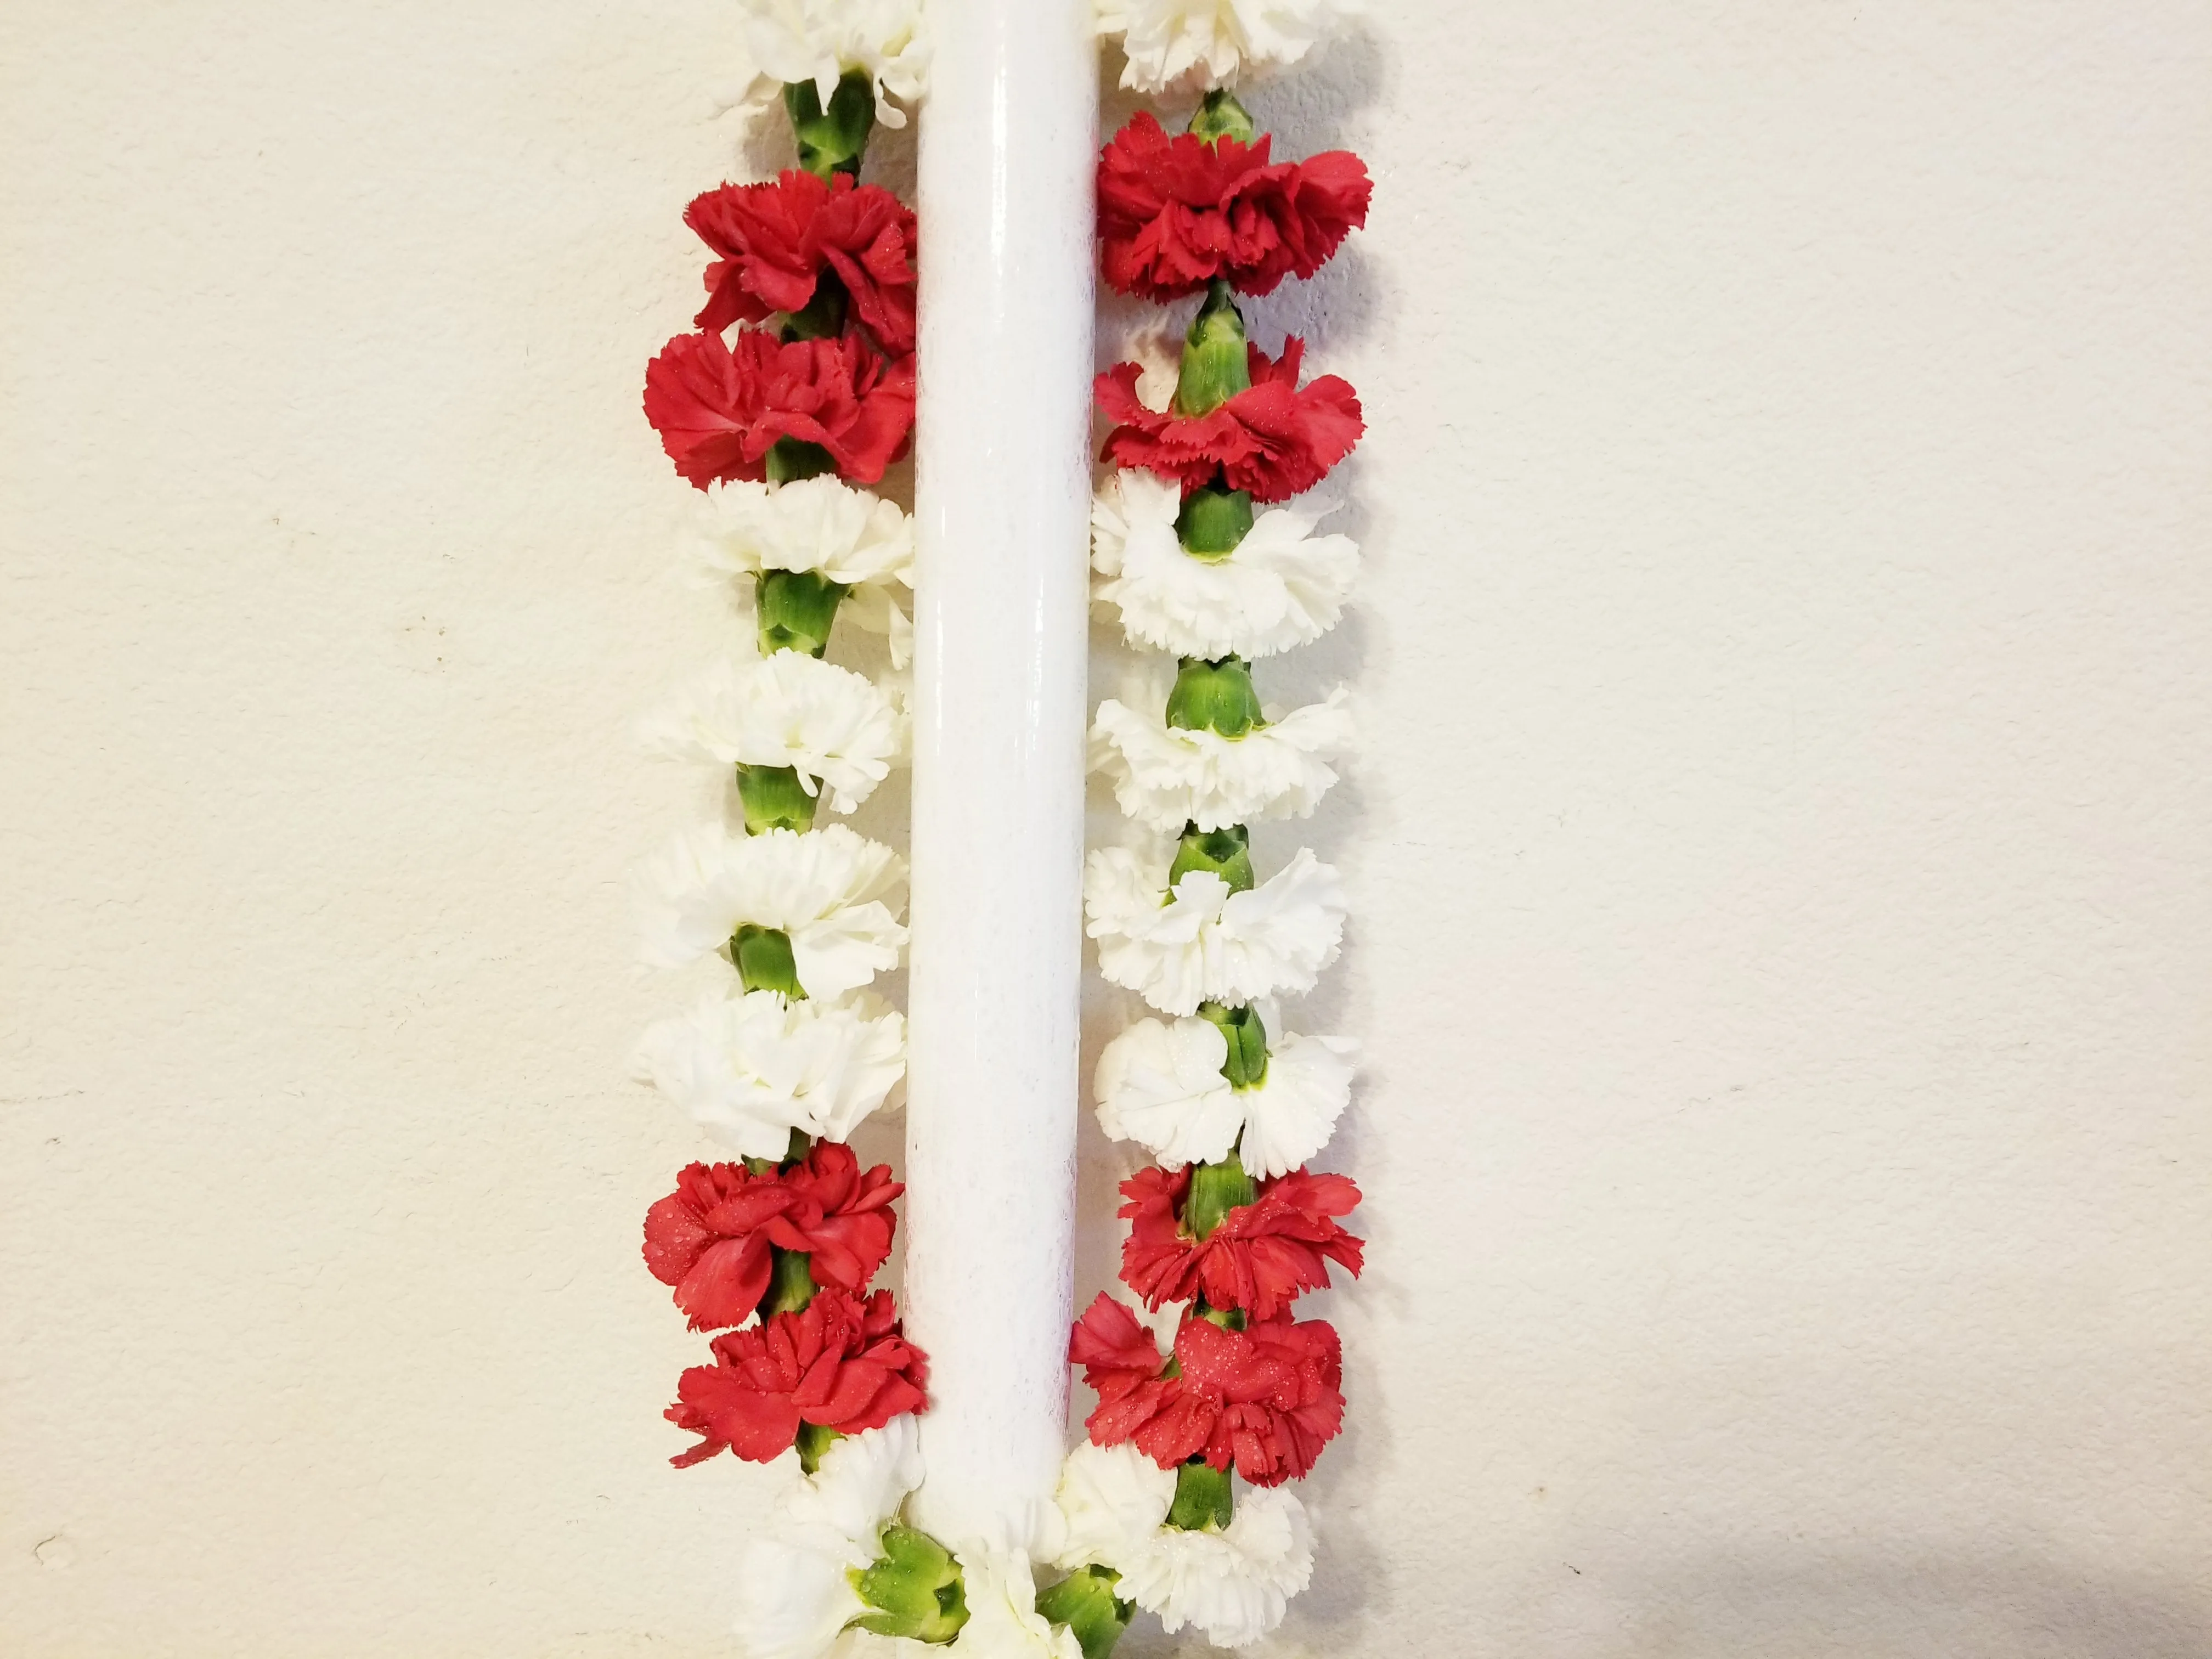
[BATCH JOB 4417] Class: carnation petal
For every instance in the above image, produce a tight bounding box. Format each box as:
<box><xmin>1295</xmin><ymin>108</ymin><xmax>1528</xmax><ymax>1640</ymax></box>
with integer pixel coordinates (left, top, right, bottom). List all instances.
<box><xmin>642</xmin><ymin>652</ymin><xmax>907</xmax><ymax>815</ymax></box>
<box><xmin>1097</xmin><ymin>0</ymin><xmax>1362</xmax><ymax>98</ymax></box>
<box><xmin>1092</xmin><ymin>469</ymin><xmax>1359</xmax><ymax>660</ymax></box>
<box><xmin>1093</xmin><ymin>1014</ymin><xmax>1242</xmax><ymax>1167</ymax></box>
<box><xmin>634</xmin><ymin>989</ymin><xmax>907</xmax><ymax>1158</ymax></box>
<box><xmin>1091</xmin><ymin>686</ymin><xmax>1352</xmax><ymax>833</ymax></box>
<box><xmin>1084</xmin><ymin>844</ymin><xmax>1344</xmax><ymax>1015</ymax></box>
<box><xmin>634</xmin><ymin>822</ymin><xmax>907</xmax><ymax>983</ymax></box>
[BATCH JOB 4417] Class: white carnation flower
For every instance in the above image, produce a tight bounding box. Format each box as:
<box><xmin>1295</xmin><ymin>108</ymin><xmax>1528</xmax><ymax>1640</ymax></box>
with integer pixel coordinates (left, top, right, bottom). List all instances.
<box><xmin>1053</xmin><ymin>1442</ymin><xmax>1314</xmax><ymax>1649</ymax></box>
<box><xmin>634</xmin><ymin>988</ymin><xmax>906</xmax><ymax>1159</ymax></box>
<box><xmin>1084</xmin><ymin>844</ymin><xmax>1345</xmax><ymax>1016</ymax></box>
<box><xmin>1096</xmin><ymin>0</ymin><xmax>1360</xmax><ymax>95</ymax></box>
<box><xmin>642</xmin><ymin>652</ymin><xmax>907</xmax><ymax>815</ymax></box>
<box><xmin>697</xmin><ymin>478</ymin><xmax>916</xmax><ymax>668</ymax></box>
<box><xmin>636</xmin><ymin>822</ymin><xmax>907</xmax><ymax>1000</ymax></box>
<box><xmin>733</xmin><ymin>0</ymin><xmax>930</xmax><ymax>128</ymax></box>
<box><xmin>1091</xmin><ymin>688</ymin><xmax>1353</xmax><ymax>834</ymax></box>
<box><xmin>1093</xmin><ymin>469</ymin><xmax>1358</xmax><ymax>661</ymax></box>
<box><xmin>947</xmin><ymin>1549</ymin><xmax>1084</xmax><ymax>1659</ymax></box>
<box><xmin>1093</xmin><ymin>1007</ymin><xmax>1356</xmax><ymax>1177</ymax></box>
<box><xmin>733</xmin><ymin>1418</ymin><xmax>926</xmax><ymax>1659</ymax></box>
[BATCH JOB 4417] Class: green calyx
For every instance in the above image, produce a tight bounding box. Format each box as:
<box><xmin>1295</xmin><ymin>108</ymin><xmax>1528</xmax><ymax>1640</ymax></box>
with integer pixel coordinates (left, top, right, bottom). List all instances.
<box><xmin>782</xmin><ymin>269</ymin><xmax>850</xmax><ymax>342</ymax></box>
<box><xmin>1164</xmin><ymin>1458</ymin><xmax>1235</xmax><ymax>1532</ymax></box>
<box><xmin>1197</xmin><ymin>1000</ymin><xmax>1269</xmax><ymax>1090</ymax></box>
<box><xmin>764</xmin><ymin>1245</ymin><xmax>817</xmax><ymax>1317</ymax></box>
<box><xmin>1175</xmin><ymin>482</ymin><xmax>1255</xmax><ymax>558</ymax></box>
<box><xmin>850</xmin><ymin>1526</ymin><xmax>969</xmax><ymax>1644</ymax></box>
<box><xmin>1186</xmin><ymin>1149</ymin><xmax>1257</xmax><ymax>1242</ymax></box>
<box><xmin>736</xmin><ymin>763</ymin><xmax>820</xmax><ymax>835</ymax></box>
<box><xmin>1168</xmin><ymin>821</ymin><xmax>1254</xmax><ymax>895</ymax></box>
<box><xmin>1165</xmin><ymin>654</ymin><xmax>1265</xmax><ymax>739</ymax></box>
<box><xmin>757</xmin><ymin>567</ymin><xmax>849</xmax><ymax>657</ymax></box>
<box><xmin>1187</xmin><ymin>89</ymin><xmax>1257</xmax><ymax>148</ymax></box>
<box><xmin>744</xmin><ymin>1126</ymin><xmax>814</xmax><ymax>1177</ymax></box>
<box><xmin>793</xmin><ymin>1419</ymin><xmax>840</xmax><ymax>1474</ymax></box>
<box><xmin>784</xmin><ymin>70</ymin><xmax>875</xmax><ymax>179</ymax></box>
<box><xmin>1034</xmin><ymin>1567</ymin><xmax>1135</xmax><ymax>1659</ymax></box>
<box><xmin>765</xmin><ymin>437</ymin><xmax>838</xmax><ymax>485</ymax></box>
<box><xmin>733</xmin><ymin>924</ymin><xmax>806</xmax><ymax>999</ymax></box>
<box><xmin>1173</xmin><ymin>279</ymin><xmax>1251</xmax><ymax>417</ymax></box>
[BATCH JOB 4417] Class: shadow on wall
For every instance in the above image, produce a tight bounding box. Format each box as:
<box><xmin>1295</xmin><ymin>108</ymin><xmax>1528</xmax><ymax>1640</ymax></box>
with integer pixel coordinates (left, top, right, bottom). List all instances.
<box><xmin>1263</xmin><ymin>1548</ymin><xmax>2211</xmax><ymax>1659</ymax></box>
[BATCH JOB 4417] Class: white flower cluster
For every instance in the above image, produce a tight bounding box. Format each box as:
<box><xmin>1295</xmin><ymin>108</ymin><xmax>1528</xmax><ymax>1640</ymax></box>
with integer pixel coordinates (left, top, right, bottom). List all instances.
<box><xmin>1085</xmin><ymin>843</ymin><xmax>1345</xmax><ymax>1017</ymax></box>
<box><xmin>695</xmin><ymin>477</ymin><xmax>916</xmax><ymax>668</ymax></box>
<box><xmin>731</xmin><ymin>0</ymin><xmax>930</xmax><ymax>128</ymax></box>
<box><xmin>1092</xmin><ymin>686</ymin><xmax>1353</xmax><ymax>834</ymax></box>
<box><xmin>730</xmin><ymin>1418</ymin><xmax>925</xmax><ymax>1659</ymax></box>
<box><xmin>1079</xmin><ymin>50</ymin><xmax>1364</xmax><ymax>1645</ymax></box>
<box><xmin>729</xmin><ymin>1420</ymin><xmax>1088</xmax><ymax>1659</ymax></box>
<box><xmin>1096</xmin><ymin>0</ymin><xmax>1362</xmax><ymax>95</ymax></box>
<box><xmin>644</xmin><ymin>652</ymin><xmax>906</xmax><ymax>816</ymax></box>
<box><xmin>1094</xmin><ymin>1000</ymin><xmax>1354</xmax><ymax>1178</ymax></box>
<box><xmin>1053</xmin><ymin>1442</ymin><xmax>1313</xmax><ymax>1649</ymax></box>
<box><xmin>634</xmin><ymin>477</ymin><xmax>915</xmax><ymax>1154</ymax></box>
<box><xmin>1093</xmin><ymin>470</ymin><xmax>1357</xmax><ymax>662</ymax></box>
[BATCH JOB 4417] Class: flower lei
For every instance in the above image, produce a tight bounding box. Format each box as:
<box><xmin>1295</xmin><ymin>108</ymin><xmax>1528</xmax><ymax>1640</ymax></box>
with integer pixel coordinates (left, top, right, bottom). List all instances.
<box><xmin>631</xmin><ymin>4</ymin><xmax>1365</xmax><ymax>1656</ymax></box>
<box><xmin>1053</xmin><ymin>9</ymin><xmax>1373</xmax><ymax>1652</ymax></box>
<box><xmin>633</xmin><ymin>7</ymin><xmax>991</xmax><ymax>1654</ymax></box>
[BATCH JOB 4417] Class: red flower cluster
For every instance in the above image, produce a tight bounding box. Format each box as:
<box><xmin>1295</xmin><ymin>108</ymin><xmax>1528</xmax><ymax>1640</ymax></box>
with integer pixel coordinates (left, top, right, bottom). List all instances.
<box><xmin>1098</xmin><ymin>113</ymin><xmax>1371</xmax><ymax>302</ymax></box>
<box><xmin>1119</xmin><ymin>1165</ymin><xmax>1363</xmax><ymax>1321</ymax></box>
<box><xmin>1069</xmin><ymin>1294</ymin><xmax>1343</xmax><ymax>1487</ymax></box>
<box><xmin>645</xmin><ymin>328</ymin><xmax>917</xmax><ymax>489</ymax></box>
<box><xmin>643</xmin><ymin>1145</ymin><xmax>902</xmax><ymax>1331</ymax></box>
<box><xmin>1095</xmin><ymin>338</ymin><xmax>1362</xmax><ymax>502</ymax></box>
<box><xmin>686</xmin><ymin>171</ymin><xmax>919</xmax><ymax>353</ymax></box>
<box><xmin>666</xmin><ymin>1286</ymin><xmax>928</xmax><ymax>1466</ymax></box>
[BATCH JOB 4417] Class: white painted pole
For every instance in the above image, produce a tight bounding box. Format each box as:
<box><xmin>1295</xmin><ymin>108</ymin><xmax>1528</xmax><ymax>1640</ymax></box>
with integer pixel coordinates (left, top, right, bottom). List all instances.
<box><xmin>904</xmin><ymin>0</ymin><xmax>1096</xmax><ymax>1546</ymax></box>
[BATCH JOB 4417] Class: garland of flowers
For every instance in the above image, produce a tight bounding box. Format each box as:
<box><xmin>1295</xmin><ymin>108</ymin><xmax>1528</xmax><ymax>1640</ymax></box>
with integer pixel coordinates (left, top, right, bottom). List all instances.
<box><xmin>629</xmin><ymin>6</ymin><xmax>988</xmax><ymax>1655</ymax></box>
<box><xmin>1045</xmin><ymin>3</ymin><xmax>1372</xmax><ymax>1651</ymax></box>
<box><xmin>629</xmin><ymin>4</ymin><xmax>1364</xmax><ymax>1656</ymax></box>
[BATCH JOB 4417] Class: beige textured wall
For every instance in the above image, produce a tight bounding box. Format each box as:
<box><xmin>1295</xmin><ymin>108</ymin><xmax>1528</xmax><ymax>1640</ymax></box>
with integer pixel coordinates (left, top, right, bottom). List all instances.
<box><xmin>4</xmin><ymin>3</ymin><xmax>2209</xmax><ymax>1656</ymax></box>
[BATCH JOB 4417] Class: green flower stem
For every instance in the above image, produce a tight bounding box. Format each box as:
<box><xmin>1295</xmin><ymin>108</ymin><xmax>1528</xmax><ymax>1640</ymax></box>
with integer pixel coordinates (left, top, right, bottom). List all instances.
<box><xmin>1173</xmin><ymin>279</ymin><xmax>1251</xmax><ymax>416</ymax></box>
<box><xmin>1188</xmin><ymin>88</ymin><xmax>1257</xmax><ymax>147</ymax></box>
<box><xmin>733</xmin><ymin>923</ymin><xmax>807</xmax><ymax>998</ymax></box>
<box><xmin>784</xmin><ymin>70</ymin><xmax>876</xmax><ymax>179</ymax></box>
<box><xmin>1194</xmin><ymin>1298</ymin><xmax>1247</xmax><ymax>1332</ymax></box>
<box><xmin>1185</xmin><ymin>1149</ymin><xmax>1256</xmax><ymax>1240</ymax></box>
<box><xmin>764</xmin><ymin>1245</ymin><xmax>817</xmax><ymax>1316</ymax></box>
<box><xmin>1197</xmin><ymin>1000</ymin><xmax>1269</xmax><ymax>1089</ymax></box>
<box><xmin>744</xmin><ymin>1126</ymin><xmax>814</xmax><ymax>1177</ymax></box>
<box><xmin>736</xmin><ymin>763</ymin><xmax>820</xmax><ymax>835</ymax></box>
<box><xmin>1164</xmin><ymin>1458</ymin><xmax>1235</xmax><ymax>1532</ymax></box>
<box><xmin>1175</xmin><ymin>482</ymin><xmax>1255</xmax><ymax>557</ymax></box>
<box><xmin>764</xmin><ymin>437</ymin><xmax>838</xmax><ymax>485</ymax></box>
<box><xmin>851</xmin><ymin>1526</ymin><xmax>969</xmax><ymax>1644</ymax></box>
<box><xmin>1034</xmin><ymin>1566</ymin><xmax>1135</xmax><ymax>1659</ymax></box>
<box><xmin>793</xmin><ymin>1419</ymin><xmax>840</xmax><ymax>1474</ymax></box>
<box><xmin>1165</xmin><ymin>654</ymin><xmax>1265</xmax><ymax>738</ymax></box>
<box><xmin>782</xmin><ymin>268</ymin><xmax>851</xmax><ymax>342</ymax></box>
<box><xmin>1167</xmin><ymin>821</ymin><xmax>1255</xmax><ymax>894</ymax></box>
<box><xmin>756</xmin><ymin>568</ymin><xmax>849</xmax><ymax>657</ymax></box>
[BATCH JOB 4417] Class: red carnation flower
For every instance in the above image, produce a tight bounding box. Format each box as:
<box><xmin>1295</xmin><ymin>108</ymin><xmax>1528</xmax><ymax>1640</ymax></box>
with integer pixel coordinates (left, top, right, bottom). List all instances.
<box><xmin>686</xmin><ymin>170</ymin><xmax>919</xmax><ymax>353</ymax></box>
<box><xmin>665</xmin><ymin>1286</ymin><xmax>928</xmax><ymax>1466</ymax></box>
<box><xmin>644</xmin><ymin>329</ymin><xmax>916</xmax><ymax>489</ymax></box>
<box><xmin>1095</xmin><ymin>338</ymin><xmax>1361</xmax><ymax>503</ymax></box>
<box><xmin>1098</xmin><ymin>112</ymin><xmax>1371</xmax><ymax>302</ymax></box>
<box><xmin>642</xmin><ymin>1144</ymin><xmax>903</xmax><ymax>1331</ymax></box>
<box><xmin>1119</xmin><ymin>1165</ymin><xmax>1363</xmax><ymax>1320</ymax></box>
<box><xmin>1068</xmin><ymin>1293</ymin><xmax>1344</xmax><ymax>1487</ymax></box>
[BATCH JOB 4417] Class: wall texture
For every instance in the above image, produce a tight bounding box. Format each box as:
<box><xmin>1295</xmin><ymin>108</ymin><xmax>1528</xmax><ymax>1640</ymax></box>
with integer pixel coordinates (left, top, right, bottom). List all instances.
<box><xmin>3</xmin><ymin>3</ymin><xmax>2208</xmax><ymax>1656</ymax></box>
